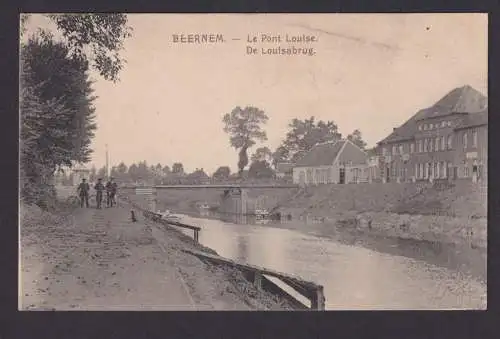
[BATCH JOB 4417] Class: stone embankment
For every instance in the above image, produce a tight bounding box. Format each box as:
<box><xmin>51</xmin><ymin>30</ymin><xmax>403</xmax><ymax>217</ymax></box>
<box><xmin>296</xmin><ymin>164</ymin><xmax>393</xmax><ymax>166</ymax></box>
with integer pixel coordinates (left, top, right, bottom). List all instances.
<box><xmin>19</xmin><ymin>200</ymin><xmax>296</xmax><ymax>311</ymax></box>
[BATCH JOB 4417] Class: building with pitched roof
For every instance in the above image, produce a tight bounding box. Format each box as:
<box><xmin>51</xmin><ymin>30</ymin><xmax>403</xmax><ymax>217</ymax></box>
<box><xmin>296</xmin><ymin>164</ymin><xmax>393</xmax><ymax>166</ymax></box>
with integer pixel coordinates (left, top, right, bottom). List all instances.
<box><xmin>292</xmin><ymin>139</ymin><xmax>372</xmax><ymax>185</ymax></box>
<box><xmin>376</xmin><ymin>85</ymin><xmax>488</xmax><ymax>183</ymax></box>
<box><xmin>275</xmin><ymin>162</ymin><xmax>294</xmax><ymax>180</ymax></box>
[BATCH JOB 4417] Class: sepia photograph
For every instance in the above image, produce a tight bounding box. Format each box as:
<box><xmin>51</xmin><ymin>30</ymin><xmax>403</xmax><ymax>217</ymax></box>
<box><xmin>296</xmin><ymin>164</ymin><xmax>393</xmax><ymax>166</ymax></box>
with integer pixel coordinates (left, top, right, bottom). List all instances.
<box><xmin>19</xmin><ymin>13</ymin><xmax>487</xmax><ymax>311</ymax></box>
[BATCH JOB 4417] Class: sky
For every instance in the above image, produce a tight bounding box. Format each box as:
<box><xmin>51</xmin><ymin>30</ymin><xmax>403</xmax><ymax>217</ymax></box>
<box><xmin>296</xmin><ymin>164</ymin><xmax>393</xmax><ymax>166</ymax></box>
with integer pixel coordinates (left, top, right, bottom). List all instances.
<box><xmin>23</xmin><ymin>13</ymin><xmax>487</xmax><ymax>174</ymax></box>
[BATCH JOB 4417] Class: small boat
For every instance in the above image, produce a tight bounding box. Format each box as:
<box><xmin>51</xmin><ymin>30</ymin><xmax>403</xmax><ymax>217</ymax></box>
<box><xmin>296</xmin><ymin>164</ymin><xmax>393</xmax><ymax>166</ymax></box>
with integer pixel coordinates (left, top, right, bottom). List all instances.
<box><xmin>158</xmin><ymin>209</ymin><xmax>182</xmax><ymax>222</ymax></box>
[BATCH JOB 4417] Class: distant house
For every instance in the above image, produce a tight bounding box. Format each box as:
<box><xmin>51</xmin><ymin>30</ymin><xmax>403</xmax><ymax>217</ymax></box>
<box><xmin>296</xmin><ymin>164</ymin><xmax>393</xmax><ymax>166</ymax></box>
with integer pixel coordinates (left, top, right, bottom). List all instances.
<box><xmin>275</xmin><ymin>162</ymin><xmax>294</xmax><ymax>180</ymax></box>
<box><xmin>292</xmin><ymin>139</ymin><xmax>369</xmax><ymax>185</ymax></box>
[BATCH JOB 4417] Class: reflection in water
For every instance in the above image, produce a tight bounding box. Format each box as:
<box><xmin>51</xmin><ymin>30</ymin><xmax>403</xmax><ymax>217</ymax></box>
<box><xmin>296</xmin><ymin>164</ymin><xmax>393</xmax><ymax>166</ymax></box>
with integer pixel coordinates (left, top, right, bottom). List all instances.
<box><xmin>181</xmin><ymin>214</ymin><xmax>486</xmax><ymax>310</ymax></box>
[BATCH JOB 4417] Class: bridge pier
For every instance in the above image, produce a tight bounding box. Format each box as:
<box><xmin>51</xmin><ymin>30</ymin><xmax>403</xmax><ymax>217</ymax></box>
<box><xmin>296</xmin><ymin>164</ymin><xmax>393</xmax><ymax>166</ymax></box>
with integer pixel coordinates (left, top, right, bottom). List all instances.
<box><xmin>240</xmin><ymin>188</ymin><xmax>248</xmax><ymax>215</ymax></box>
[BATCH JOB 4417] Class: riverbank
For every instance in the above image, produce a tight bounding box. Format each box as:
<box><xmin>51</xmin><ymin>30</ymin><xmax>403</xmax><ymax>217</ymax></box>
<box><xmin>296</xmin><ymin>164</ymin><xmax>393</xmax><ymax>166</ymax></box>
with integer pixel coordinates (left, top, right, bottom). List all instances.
<box><xmin>19</xmin><ymin>201</ymin><xmax>296</xmax><ymax>310</ymax></box>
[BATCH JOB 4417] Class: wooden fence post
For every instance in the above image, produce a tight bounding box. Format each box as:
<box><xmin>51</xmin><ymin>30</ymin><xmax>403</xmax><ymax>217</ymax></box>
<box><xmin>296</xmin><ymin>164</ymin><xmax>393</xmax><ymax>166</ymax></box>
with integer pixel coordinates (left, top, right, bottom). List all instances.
<box><xmin>310</xmin><ymin>286</ymin><xmax>325</xmax><ymax>310</ymax></box>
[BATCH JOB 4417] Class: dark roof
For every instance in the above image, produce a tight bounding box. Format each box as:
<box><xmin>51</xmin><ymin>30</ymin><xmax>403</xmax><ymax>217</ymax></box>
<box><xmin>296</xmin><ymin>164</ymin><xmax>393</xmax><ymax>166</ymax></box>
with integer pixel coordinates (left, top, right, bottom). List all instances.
<box><xmin>295</xmin><ymin>140</ymin><xmax>346</xmax><ymax>167</ymax></box>
<box><xmin>454</xmin><ymin>109</ymin><xmax>488</xmax><ymax>130</ymax></box>
<box><xmin>379</xmin><ymin>85</ymin><xmax>487</xmax><ymax>145</ymax></box>
<box><xmin>276</xmin><ymin>163</ymin><xmax>294</xmax><ymax>173</ymax></box>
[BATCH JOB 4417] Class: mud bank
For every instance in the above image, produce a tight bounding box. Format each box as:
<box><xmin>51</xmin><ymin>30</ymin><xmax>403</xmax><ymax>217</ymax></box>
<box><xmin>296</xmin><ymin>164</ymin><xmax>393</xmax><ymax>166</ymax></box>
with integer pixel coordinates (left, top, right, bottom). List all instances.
<box><xmin>19</xmin><ymin>201</ymin><xmax>296</xmax><ymax>310</ymax></box>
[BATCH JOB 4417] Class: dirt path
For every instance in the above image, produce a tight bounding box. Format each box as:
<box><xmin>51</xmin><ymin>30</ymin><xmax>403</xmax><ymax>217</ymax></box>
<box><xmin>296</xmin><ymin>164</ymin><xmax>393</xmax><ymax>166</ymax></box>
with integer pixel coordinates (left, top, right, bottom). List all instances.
<box><xmin>20</xmin><ymin>201</ymin><xmax>292</xmax><ymax>311</ymax></box>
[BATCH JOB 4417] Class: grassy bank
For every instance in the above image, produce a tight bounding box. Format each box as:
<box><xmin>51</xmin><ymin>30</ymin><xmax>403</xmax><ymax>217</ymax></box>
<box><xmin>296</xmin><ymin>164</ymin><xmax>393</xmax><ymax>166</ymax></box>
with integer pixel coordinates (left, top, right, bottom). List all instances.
<box><xmin>277</xmin><ymin>180</ymin><xmax>487</xmax><ymax>249</ymax></box>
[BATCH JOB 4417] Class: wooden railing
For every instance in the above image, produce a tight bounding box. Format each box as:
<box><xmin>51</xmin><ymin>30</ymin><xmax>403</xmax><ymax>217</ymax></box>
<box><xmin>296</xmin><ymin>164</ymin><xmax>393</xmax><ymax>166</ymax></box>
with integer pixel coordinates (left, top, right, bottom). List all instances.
<box><xmin>118</xmin><ymin>195</ymin><xmax>201</xmax><ymax>243</ymax></box>
<box><xmin>182</xmin><ymin>248</ymin><xmax>325</xmax><ymax>310</ymax></box>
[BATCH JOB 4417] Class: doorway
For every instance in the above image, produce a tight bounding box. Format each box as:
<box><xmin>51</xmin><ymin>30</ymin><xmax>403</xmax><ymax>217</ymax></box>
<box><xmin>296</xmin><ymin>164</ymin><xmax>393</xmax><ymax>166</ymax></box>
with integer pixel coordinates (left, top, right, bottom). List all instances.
<box><xmin>339</xmin><ymin>167</ymin><xmax>345</xmax><ymax>184</ymax></box>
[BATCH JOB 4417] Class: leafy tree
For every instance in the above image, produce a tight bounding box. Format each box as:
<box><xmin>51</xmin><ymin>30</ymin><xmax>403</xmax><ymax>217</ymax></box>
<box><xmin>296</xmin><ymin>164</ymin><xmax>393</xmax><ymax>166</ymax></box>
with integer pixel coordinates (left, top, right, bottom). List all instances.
<box><xmin>250</xmin><ymin>146</ymin><xmax>273</xmax><ymax>163</ymax></box>
<box><xmin>172</xmin><ymin>162</ymin><xmax>184</xmax><ymax>175</ymax></box>
<box><xmin>22</xmin><ymin>14</ymin><xmax>133</xmax><ymax>82</ymax></box>
<box><xmin>347</xmin><ymin>129</ymin><xmax>367</xmax><ymax>150</ymax></box>
<box><xmin>96</xmin><ymin>166</ymin><xmax>107</xmax><ymax>179</ymax></box>
<box><xmin>248</xmin><ymin>160</ymin><xmax>275</xmax><ymax>179</ymax></box>
<box><xmin>116</xmin><ymin>162</ymin><xmax>128</xmax><ymax>180</ymax></box>
<box><xmin>20</xmin><ymin>34</ymin><xmax>98</xmax><ymax>205</ymax></box>
<box><xmin>128</xmin><ymin>163</ymin><xmax>139</xmax><ymax>182</ymax></box>
<box><xmin>222</xmin><ymin>106</ymin><xmax>269</xmax><ymax>176</ymax></box>
<box><xmin>213</xmin><ymin>166</ymin><xmax>231</xmax><ymax>180</ymax></box>
<box><xmin>271</xmin><ymin>145</ymin><xmax>290</xmax><ymax>169</ymax></box>
<box><xmin>187</xmin><ymin>168</ymin><xmax>209</xmax><ymax>184</ymax></box>
<box><xmin>277</xmin><ymin>116</ymin><xmax>341</xmax><ymax>163</ymax></box>
<box><xmin>162</xmin><ymin>165</ymin><xmax>171</xmax><ymax>176</ymax></box>
<box><xmin>19</xmin><ymin>14</ymin><xmax>131</xmax><ymax>206</ymax></box>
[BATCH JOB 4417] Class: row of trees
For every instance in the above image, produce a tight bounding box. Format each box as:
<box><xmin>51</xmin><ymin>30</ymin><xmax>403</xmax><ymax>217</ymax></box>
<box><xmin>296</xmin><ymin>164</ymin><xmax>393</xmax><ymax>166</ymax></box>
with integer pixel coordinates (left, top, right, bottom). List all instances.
<box><xmin>222</xmin><ymin>107</ymin><xmax>369</xmax><ymax>178</ymax></box>
<box><xmin>20</xmin><ymin>14</ymin><xmax>132</xmax><ymax>207</ymax></box>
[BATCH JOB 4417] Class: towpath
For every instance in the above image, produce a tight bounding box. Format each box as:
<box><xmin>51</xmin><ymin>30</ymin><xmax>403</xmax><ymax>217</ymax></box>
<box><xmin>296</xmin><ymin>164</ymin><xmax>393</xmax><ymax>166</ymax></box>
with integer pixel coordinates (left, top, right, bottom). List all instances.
<box><xmin>20</xmin><ymin>202</ymin><xmax>200</xmax><ymax>310</ymax></box>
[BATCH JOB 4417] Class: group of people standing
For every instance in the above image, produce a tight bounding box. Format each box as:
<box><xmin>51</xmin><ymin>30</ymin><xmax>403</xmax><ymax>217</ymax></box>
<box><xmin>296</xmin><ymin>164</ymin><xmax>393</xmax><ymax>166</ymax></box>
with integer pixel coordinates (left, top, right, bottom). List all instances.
<box><xmin>77</xmin><ymin>177</ymin><xmax>118</xmax><ymax>209</ymax></box>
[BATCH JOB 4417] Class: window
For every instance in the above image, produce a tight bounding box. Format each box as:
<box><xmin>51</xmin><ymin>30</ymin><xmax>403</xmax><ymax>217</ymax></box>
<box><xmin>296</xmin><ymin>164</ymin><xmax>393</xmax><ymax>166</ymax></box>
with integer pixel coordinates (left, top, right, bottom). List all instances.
<box><xmin>441</xmin><ymin>121</ymin><xmax>446</xmax><ymax>127</ymax></box>
<box><xmin>464</xmin><ymin>166</ymin><xmax>470</xmax><ymax>177</ymax></box>
<box><xmin>410</xmin><ymin>143</ymin><xmax>414</xmax><ymax>153</ymax></box>
<box><xmin>429</xmin><ymin>138</ymin><xmax>433</xmax><ymax>152</ymax></box>
<box><xmin>424</xmin><ymin>124</ymin><xmax>428</xmax><ymax>131</ymax></box>
<box><xmin>473</xmin><ymin>130</ymin><xmax>478</xmax><ymax>147</ymax></box>
<box><xmin>441</xmin><ymin>162</ymin><xmax>446</xmax><ymax>178</ymax></box>
<box><xmin>448</xmin><ymin>121</ymin><xmax>452</xmax><ymax>127</ymax></box>
<box><xmin>418</xmin><ymin>125</ymin><xmax>422</xmax><ymax>131</ymax></box>
<box><xmin>424</xmin><ymin>138</ymin><xmax>428</xmax><ymax>152</ymax></box>
<box><xmin>392</xmin><ymin>145</ymin><xmax>397</xmax><ymax>155</ymax></box>
<box><xmin>399</xmin><ymin>144</ymin><xmax>404</xmax><ymax>154</ymax></box>
<box><xmin>420</xmin><ymin>163</ymin><xmax>424</xmax><ymax>179</ymax></box>
<box><xmin>382</xmin><ymin>147</ymin><xmax>387</xmax><ymax>156</ymax></box>
<box><xmin>463</xmin><ymin>132</ymin><xmax>468</xmax><ymax>149</ymax></box>
<box><xmin>415</xmin><ymin>164</ymin><xmax>418</xmax><ymax>179</ymax></box>
<box><xmin>441</xmin><ymin>136</ymin><xmax>445</xmax><ymax>150</ymax></box>
<box><xmin>447</xmin><ymin>135</ymin><xmax>453</xmax><ymax>149</ymax></box>
<box><xmin>435</xmin><ymin>138</ymin><xmax>440</xmax><ymax>151</ymax></box>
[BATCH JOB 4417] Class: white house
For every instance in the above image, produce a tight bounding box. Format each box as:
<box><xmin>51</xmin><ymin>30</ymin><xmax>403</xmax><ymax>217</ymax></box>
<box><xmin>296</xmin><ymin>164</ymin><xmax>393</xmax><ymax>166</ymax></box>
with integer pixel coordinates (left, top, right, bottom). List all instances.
<box><xmin>292</xmin><ymin>139</ymin><xmax>370</xmax><ymax>185</ymax></box>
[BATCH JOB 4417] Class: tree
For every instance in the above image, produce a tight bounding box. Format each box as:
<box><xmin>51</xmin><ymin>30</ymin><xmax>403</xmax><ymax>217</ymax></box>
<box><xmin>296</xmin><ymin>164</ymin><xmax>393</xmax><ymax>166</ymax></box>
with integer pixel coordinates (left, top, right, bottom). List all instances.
<box><xmin>128</xmin><ymin>163</ymin><xmax>139</xmax><ymax>182</ymax></box>
<box><xmin>347</xmin><ymin>129</ymin><xmax>367</xmax><ymax>150</ymax></box>
<box><xmin>116</xmin><ymin>162</ymin><xmax>128</xmax><ymax>181</ymax></box>
<box><xmin>19</xmin><ymin>14</ymin><xmax>131</xmax><ymax>206</ymax></box>
<box><xmin>162</xmin><ymin>165</ymin><xmax>171</xmax><ymax>177</ymax></box>
<box><xmin>213</xmin><ymin>166</ymin><xmax>231</xmax><ymax>181</ymax></box>
<box><xmin>271</xmin><ymin>145</ymin><xmax>290</xmax><ymax>169</ymax></box>
<box><xmin>277</xmin><ymin>117</ymin><xmax>342</xmax><ymax>164</ymax></box>
<box><xmin>20</xmin><ymin>34</ymin><xmax>98</xmax><ymax>205</ymax></box>
<box><xmin>250</xmin><ymin>146</ymin><xmax>273</xmax><ymax>163</ymax></box>
<box><xmin>21</xmin><ymin>14</ymin><xmax>133</xmax><ymax>82</ymax></box>
<box><xmin>248</xmin><ymin>160</ymin><xmax>275</xmax><ymax>180</ymax></box>
<box><xmin>172</xmin><ymin>163</ymin><xmax>184</xmax><ymax>175</ymax></box>
<box><xmin>96</xmin><ymin>166</ymin><xmax>106</xmax><ymax>179</ymax></box>
<box><xmin>222</xmin><ymin>106</ymin><xmax>269</xmax><ymax>176</ymax></box>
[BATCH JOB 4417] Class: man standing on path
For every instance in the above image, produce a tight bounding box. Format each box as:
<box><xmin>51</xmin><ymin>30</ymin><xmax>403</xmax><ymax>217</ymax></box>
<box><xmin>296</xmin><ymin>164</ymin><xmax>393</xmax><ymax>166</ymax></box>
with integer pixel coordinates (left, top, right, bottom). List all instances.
<box><xmin>94</xmin><ymin>178</ymin><xmax>105</xmax><ymax>209</ymax></box>
<box><xmin>77</xmin><ymin>178</ymin><xmax>90</xmax><ymax>208</ymax></box>
<box><xmin>106</xmin><ymin>177</ymin><xmax>118</xmax><ymax>207</ymax></box>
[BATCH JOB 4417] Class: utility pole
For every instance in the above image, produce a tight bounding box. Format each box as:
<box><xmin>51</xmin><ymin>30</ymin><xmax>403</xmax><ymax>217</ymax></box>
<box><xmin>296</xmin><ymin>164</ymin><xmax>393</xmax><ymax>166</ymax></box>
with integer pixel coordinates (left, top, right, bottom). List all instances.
<box><xmin>105</xmin><ymin>143</ymin><xmax>109</xmax><ymax>180</ymax></box>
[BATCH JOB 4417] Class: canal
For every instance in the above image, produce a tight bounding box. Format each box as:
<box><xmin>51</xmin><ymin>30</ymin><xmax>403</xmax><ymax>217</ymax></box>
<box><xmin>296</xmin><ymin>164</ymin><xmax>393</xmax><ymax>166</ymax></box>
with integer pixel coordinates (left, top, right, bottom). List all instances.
<box><xmin>175</xmin><ymin>212</ymin><xmax>486</xmax><ymax>310</ymax></box>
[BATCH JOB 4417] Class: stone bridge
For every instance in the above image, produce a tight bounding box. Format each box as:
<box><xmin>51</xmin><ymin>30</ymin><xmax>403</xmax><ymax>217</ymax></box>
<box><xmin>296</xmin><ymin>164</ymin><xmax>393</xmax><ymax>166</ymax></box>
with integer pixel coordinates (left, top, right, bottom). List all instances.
<box><xmin>121</xmin><ymin>184</ymin><xmax>299</xmax><ymax>215</ymax></box>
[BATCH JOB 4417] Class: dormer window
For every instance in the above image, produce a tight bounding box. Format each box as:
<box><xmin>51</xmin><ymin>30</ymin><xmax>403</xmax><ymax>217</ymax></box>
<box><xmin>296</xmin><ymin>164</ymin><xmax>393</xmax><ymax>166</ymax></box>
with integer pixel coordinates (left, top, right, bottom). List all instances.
<box><xmin>418</xmin><ymin>125</ymin><xmax>422</xmax><ymax>131</ymax></box>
